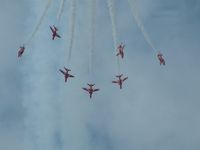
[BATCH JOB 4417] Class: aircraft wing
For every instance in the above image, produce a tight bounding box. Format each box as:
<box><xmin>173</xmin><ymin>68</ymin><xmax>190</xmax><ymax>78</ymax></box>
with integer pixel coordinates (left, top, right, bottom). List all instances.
<box><xmin>94</xmin><ymin>89</ymin><xmax>99</xmax><ymax>92</ymax></box>
<box><xmin>59</xmin><ymin>69</ymin><xmax>65</xmax><ymax>75</ymax></box>
<box><xmin>123</xmin><ymin>77</ymin><xmax>128</xmax><ymax>81</ymax></box>
<box><xmin>82</xmin><ymin>88</ymin><xmax>88</xmax><ymax>92</ymax></box>
<box><xmin>56</xmin><ymin>34</ymin><xmax>61</xmax><ymax>38</ymax></box>
<box><xmin>69</xmin><ymin>74</ymin><xmax>74</xmax><ymax>78</ymax></box>
<box><xmin>50</xmin><ymin>26</ymin><xmax>54</xmax><ymax>32</ymax></box>
<box><xmin>112</xmin><ymin>80</ymin><xmax>118</xmax><ymax>83</ymax></box>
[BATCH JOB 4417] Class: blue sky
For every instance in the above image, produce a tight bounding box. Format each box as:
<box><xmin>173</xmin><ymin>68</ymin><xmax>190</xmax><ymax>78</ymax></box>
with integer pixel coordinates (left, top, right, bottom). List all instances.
<box><xmin>0</xmin><ymin>0</ymin><xmax>200</xmax><ymax>150</ymax></box>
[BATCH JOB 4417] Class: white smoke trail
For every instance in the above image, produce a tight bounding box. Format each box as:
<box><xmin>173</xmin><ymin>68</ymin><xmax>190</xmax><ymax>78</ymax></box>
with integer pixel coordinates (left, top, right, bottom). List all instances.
<box><xmin>127</xmin><ymin>0</ymin><xmax>156</xmax><ymax>51</ymax></box>
<box><xmin>107</xmin><ymin>0</ymin><xmax>117</xmax><ymax>49</ymax></box>
<box><xmin>89</xmin><ymin>0</ymin><xmax>96</xmax><ymax>81</ymax></box>
<box><xmin>25</xmin><ymin>0</ymin><xmax>52</xmax><ymax>45</ymax></box>
<box><xmin>22</xmin><ymin>1</ymin><xmax>62</xmax><ymax>150</ymax></box>
<box><xmin>107</xmin><ymin>0</ymin><xmax>121</xmax><ymax>74</ymax></box>
<box><xmin>57</xmin><ymin>0</ymin><xmax>65</xmax><ymax>21</ymax></box>
<box><xmin>67</xmin><ymin>0</ymin><xmax>76</xmax><ymax>65</ymax></box>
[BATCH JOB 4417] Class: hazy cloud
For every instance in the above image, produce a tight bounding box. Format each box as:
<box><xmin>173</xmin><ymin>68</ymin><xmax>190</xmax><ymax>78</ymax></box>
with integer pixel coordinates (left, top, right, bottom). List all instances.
<box><xmin>0</xmin><ymin>0</ymin><xmax>200</xmax><ymax>150</ymax></box>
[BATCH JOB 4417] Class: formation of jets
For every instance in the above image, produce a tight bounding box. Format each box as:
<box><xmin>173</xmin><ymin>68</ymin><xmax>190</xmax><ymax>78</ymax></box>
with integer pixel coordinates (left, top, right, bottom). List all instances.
<box><xmin>82</xmin><ymin>84</ymin><xmax>100</xmax><ymax>98</ymax></box>
<box><xmin>50</xmin><ymin>25</ymin><xmax>61</xmax><ymax>40</ymax></box>
<box><xmin>59</xmin><ymin>67</ymin><xmax>74</xmax><ymax>82</ymax></box>
<box><xmin>17</xmin><ymin>27</ymin><xmax>167</xmax><ymax>99</ymax></box>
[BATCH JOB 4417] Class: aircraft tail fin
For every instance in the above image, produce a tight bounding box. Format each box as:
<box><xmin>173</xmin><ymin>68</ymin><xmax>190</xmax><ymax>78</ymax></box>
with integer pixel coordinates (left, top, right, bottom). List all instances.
<box><xmin>88</xmin><ymin>83</ymin><xmax>95</xmax><ymax>87</ymax></box>
<box><xmin>116</xmin><ymin>74</ymin><xmax>123</xmax><ymax>78</ymax></box>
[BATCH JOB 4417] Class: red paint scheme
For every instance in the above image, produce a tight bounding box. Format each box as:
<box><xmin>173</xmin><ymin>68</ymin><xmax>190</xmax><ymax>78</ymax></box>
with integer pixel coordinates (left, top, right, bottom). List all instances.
<box><xmin>82</xmin><ymin>84</ymin><xmax>99</xmax><ymax>98</ymax></box>
<box><xmin>59</xmin><ymin>67</ymin><xmax>74</xmax><ymax>82</ymax></box>
<box><xmin>157</xmin><ymin>52</ymin><xmax>165</xmax><ymax>65</ymax></box>
<box><xmin>50</xmin><ymin>25</ymin><xmax>61</xmax><ymax>40</ymax></box>
<box><xmin>112</xmin><ymin>74</ymin><xmax>128</xmax><ymax>89</ymax></box>
<box><xmin>18</xmin><ymin>46</ymin><xmax>25</xmax><ymax>57</ymax></box>
<box><xmin>116</xmin><ymin>43</ymin><xmax>125</xmax><ymax>59</ymax></box>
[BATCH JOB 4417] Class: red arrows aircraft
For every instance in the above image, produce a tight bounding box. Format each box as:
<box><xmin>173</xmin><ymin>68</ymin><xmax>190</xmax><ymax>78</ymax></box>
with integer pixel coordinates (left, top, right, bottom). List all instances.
<box><xmin>157</xmin><ymin>52</ymin><xmax>165</xmax><ymax>65</ymax></box>
<box><xmin>50</xmin><ymin>25</ymin><xmax>61</xmax><ymax>40</ymax></box>
<box><xmin>112</xmin><ymin>74</ymin><xmax>128</xmax><ymax>89</ymax></box>
<box><xmin>116</xmin><ymin>43</ymin><xmax>125</xmax><ymax>59</ymax></box>
<box><xmin>82</xmin><ymin>84</ymin><xmax>100</xmax><ymax>98</ymax></box>
<box><xmin>18</xmin><ymin>45</ymin><xmax>25</xmax><ymax>57</ymax></box>
<box><xmin>59</xmin><ymin>67</ymin><xmax>74</xmax><ymax>82</ymax></box>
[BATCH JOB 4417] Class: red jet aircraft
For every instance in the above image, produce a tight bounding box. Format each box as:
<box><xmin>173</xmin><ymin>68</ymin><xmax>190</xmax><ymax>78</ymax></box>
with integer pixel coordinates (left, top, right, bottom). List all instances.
<box><xmin>50</xmin><ymin>25</ymin><xmax>61</xmax><ymax>40</ymax></box>
<box><xmin>18</xmin><ymin>45</ymin><xmax>25</xmax><ymax>58</ymax></box>
<box><xmin>116</xmin><ymin>43</ymin><xmax>125</xmax><ymax>59</ymax></box>
<box><xmin>59</xmin><ymin>67</ymin><xmax>74</xmax><ymax>82</ymax></box>
<box><xmin>157</xmin><ymin>52</ymin><xmax>165</xmax><ymax>65</ymax></box>
<box><xmin>112</xmin><ymin>74</ymin><xmax>128</xmax><ymax>89</ymax></box>
<box><xmin>82</xmin><ymin>84</ymin><xmax>100</xmax><ymax>98</ymax></box>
